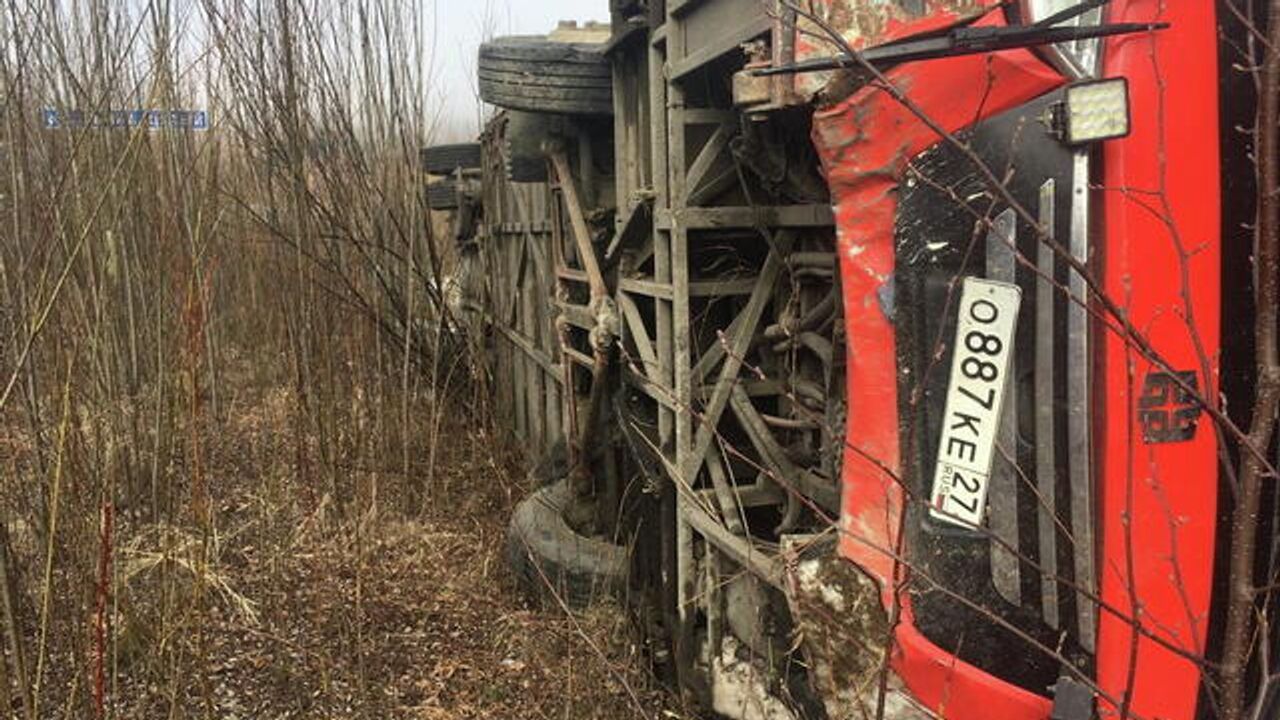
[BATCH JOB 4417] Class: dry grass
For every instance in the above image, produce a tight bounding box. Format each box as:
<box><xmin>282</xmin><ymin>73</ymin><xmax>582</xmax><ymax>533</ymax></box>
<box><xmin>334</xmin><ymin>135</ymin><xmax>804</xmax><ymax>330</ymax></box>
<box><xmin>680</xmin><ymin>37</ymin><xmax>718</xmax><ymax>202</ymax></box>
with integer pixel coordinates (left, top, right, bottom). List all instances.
<box><xmin>57</xmin><ymin>353</ymin><xmax>678</xmax><ymax>720</ymax></box>
<box><xmin>0</xmin><ymin>1</ymin><xmax>651</xmax><ymax>716</ymax></box>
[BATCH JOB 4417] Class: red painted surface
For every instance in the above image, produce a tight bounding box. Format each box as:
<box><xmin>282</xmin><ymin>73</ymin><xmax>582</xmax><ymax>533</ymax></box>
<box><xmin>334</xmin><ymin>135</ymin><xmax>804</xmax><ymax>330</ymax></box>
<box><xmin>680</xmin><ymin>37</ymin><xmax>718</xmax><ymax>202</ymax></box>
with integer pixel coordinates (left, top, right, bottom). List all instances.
<box><xmin>1095</xmin><ymin>2</ymin><xmax>1221</xmax><ymax>719</ymax></box>
<box><xmin>811</xmin><ymin>12</ymin><xmax>1062</xmax><ymax>717</ymax></box>
<box><xmin>812</xmin><ymin>2</ymin><xmax>1222</xmax><ymax>719</ymax></box>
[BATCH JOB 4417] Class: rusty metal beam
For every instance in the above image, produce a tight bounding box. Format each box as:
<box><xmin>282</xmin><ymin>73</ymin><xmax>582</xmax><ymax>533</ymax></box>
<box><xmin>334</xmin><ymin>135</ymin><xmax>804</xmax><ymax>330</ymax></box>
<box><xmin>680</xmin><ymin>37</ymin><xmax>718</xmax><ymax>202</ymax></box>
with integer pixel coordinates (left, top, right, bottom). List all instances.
<box><xmin>681</xmin><ymin>230</ymin><xmax>795</xmax><ymax>481</ymax></box>
<box><xmin>617</xmin><ymin>291</ymin><xmax>660</xmax><ymax>379</ymax></box>
<box><xmin>728</xmin><ymin>384</ymin><xmax>840</xmax><ymax>512</ymax></box>
<box><xmin>668</xmin><ymin>15</ymin><xmax>772</xmax><ymax>81</ymax></box>
<box><xmin>549</xmin><ymin>149</ymin><xmax>609</xmax><ymax>300</ymax></box>
<box><xmin>618</xmin><ymin>276</ymin><xmax>760</xmax><ymax>299</ymax></box>
<box><xmin>655</xmin><ymin>204</ymin><xmax>834</xmax><ymax>229</ymax></box>
<box><xmin>684</xmin><ymin>122</ymin><xmax>735</xmax><ymax>206</ymax></box>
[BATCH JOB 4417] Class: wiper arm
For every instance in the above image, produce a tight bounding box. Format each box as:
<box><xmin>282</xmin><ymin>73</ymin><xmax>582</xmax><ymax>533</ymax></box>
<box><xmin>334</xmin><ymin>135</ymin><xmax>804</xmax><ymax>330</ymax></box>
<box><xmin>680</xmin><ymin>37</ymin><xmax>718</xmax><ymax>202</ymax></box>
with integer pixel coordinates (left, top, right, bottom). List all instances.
<box><xmin>755</xmin><ymin>17</ymin><xmax>1165</xmax><ymax>77</ymax></box>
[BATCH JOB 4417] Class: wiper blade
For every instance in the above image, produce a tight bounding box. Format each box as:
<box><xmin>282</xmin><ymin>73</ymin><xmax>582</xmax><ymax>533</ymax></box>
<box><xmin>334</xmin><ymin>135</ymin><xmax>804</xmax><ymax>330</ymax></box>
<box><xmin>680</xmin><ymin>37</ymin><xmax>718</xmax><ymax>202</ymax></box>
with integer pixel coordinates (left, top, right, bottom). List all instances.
<box><xmin>755</xmin><ymin>19</ymin><xmax>1165</xmax><ymax>77</ymax></box>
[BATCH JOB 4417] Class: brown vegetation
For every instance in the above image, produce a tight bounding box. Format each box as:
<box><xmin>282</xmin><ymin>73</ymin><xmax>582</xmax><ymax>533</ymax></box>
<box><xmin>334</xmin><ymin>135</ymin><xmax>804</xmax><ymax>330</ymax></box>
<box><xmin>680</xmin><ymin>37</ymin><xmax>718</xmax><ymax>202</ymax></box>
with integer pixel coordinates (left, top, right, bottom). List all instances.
<box><xmin>0</xmin><ymin>2</ymin><xmax>675</xmax><ymax>718</ymax></box>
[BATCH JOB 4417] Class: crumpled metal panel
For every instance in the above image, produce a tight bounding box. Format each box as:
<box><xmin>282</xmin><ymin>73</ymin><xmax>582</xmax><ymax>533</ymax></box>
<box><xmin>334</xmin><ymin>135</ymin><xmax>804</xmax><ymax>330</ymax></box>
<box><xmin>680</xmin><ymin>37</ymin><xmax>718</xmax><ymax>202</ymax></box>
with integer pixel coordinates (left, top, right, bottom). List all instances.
<box><xmin>789</xmin><ymin>0</ymin><xmax>1002</xmax><ymax>101</ymax></box>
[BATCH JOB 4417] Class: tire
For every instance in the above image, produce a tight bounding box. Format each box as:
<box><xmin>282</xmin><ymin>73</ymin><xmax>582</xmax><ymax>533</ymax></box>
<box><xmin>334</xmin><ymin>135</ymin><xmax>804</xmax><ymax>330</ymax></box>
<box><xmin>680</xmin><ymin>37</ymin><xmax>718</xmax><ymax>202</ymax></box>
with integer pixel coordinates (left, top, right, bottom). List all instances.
<box><xmin>426</xmin><ymin>180</ymin><xmax>459</xmax><ymax>210</ymax></box>
<box><xmin>479</xmin><ymin>36</ymin><xmax>613</xmax><ymax>116</ymax></box>
<box><xmin>421</xmin><ymin>142</ymin><xmax>481</xmax><ymax>176</ymax></box>
<box><xmin>506</xmin><ymin>477</ymin><xmax>627</xmax><ymax>609</ymax></box>
<box><xmin>529</xmin><ymin>439</ymin><xmax>569</xmax><ymax>485</ymax></box>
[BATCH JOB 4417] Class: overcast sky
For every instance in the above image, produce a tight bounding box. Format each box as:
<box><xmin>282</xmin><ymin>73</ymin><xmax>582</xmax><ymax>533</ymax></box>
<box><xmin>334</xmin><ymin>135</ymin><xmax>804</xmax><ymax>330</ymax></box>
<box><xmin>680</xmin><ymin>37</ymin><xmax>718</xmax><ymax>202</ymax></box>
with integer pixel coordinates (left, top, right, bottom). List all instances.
<box><xmin>433</xmin><ymin>0</ymin><xmax>611</xmax><ymax>140</ymax></box>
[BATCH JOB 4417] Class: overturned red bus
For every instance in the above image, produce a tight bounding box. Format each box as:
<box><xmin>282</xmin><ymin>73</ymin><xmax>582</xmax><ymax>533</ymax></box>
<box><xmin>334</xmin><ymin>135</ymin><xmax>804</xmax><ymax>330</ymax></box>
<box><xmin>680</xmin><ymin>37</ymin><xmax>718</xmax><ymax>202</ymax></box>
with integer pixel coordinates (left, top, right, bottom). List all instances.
<box><xmin>424</xmin><ymin>1</ymin><xmax>1275</xmax><ymax>717</ymax></box>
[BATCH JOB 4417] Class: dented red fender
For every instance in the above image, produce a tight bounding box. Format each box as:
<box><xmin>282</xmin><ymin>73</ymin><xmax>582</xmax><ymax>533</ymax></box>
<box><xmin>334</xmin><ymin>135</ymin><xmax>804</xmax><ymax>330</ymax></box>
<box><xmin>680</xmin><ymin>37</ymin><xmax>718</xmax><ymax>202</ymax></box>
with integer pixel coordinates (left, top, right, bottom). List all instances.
<box><xmin>812</xmin><ymin>3</ymin><xmax>1221</xmax><ymax>719</ymax></box>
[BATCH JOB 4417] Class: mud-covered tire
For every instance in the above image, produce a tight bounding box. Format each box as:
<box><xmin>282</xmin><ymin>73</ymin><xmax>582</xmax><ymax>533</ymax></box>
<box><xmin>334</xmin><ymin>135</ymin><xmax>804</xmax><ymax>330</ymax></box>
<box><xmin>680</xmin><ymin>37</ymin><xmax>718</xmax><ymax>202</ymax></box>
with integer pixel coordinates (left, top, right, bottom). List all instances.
<box><xmin>426</xmin><ymin>181</ymin><xmax>459</xmax><ymax>210</ymax></box>
<box><xmin>506</xmin><ymin>478</ymin><xmax>626</xmax><ymax>609</ymax></box>
<box><xmin>529</xmin><ymin>439</ymin><xmax>569</xmax><ymax>485</ymax></box>
<box><xmin>479</xmin><ymin>36</ymin><xmax>613</xmax><ymax>116</ymax></box>
<box><xmin>421</xmin><ymin>143</ymin><xmax>481</xmax><ymax>176</ymax></box>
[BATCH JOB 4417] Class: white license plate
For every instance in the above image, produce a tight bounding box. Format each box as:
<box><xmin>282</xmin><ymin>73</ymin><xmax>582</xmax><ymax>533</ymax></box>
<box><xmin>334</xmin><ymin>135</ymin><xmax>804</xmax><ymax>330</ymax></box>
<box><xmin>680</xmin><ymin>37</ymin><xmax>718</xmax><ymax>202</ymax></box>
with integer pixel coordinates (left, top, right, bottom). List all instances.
<box><xmin>928</xmin><ymin>278</ymin><xmax>1022</xmax><ymax>529</ymax></box>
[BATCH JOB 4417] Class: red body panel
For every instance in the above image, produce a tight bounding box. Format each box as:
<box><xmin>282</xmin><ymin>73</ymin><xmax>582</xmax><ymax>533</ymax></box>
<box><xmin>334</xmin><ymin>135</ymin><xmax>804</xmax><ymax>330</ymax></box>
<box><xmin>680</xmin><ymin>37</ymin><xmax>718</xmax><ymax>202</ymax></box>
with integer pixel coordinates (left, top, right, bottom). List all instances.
<box><xmin>812</xmin><ymin>17</ymin><xmax>1062</xmax><ymax>718</ymax></box>
<box><xmin>1095</xmin><ymin>2</ymin><xmax>1221</xmax><ymax>719</ymax></box>
<box><xmin>813</xmin><ymin>4</ymin><xmax>1222</xmax><ymax>719</ymax></box>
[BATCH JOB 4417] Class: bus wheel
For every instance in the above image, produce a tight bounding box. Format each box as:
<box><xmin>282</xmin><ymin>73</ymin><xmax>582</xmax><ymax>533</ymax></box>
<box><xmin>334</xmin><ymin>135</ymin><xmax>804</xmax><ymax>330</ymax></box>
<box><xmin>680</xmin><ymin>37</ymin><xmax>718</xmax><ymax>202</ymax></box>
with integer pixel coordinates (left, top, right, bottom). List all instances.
<box><xmin>506</xmin><ymin>477</ymin><xmax>627</xmax><ymax>609</ymax></box>
<box><xmin>426</xmin><ymin>180</ymin><xmax>459</xmax><ymax>210</ymax></box>
<box><xmin>478</xmin><ymin>36</ymin><xmax>613</xmax><ymax>117</ymax></box>
<box><xmin>420</xmin><ymin>142</ymin><xmax>482</xmax><ymax>177</ymax></box>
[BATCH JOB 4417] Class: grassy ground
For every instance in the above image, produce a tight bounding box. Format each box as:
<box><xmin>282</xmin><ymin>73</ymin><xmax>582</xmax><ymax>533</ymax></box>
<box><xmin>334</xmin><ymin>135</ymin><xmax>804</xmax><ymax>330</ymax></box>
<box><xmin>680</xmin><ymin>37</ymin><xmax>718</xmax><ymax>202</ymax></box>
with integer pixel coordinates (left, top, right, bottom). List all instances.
<box><xmin>10</xmin><ymin>354</ymin><xmax>678</xmax><ymax>720</ymax></box>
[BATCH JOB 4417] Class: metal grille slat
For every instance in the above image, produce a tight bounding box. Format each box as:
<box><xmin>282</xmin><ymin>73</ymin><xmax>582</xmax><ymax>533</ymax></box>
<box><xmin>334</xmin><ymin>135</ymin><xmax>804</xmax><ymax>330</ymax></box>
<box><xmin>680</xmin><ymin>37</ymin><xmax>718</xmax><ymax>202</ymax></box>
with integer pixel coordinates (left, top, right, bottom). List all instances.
<box><xmin>986</xmin><ymin>208</ymin><xmax>1022</xmax><ymax>606</ymax></box>
<box><xmin>1068</xmin><ymin>151</ymin><xmax>1097</xmax><ymax>652</ymax></box>
<box><xmin>1035</xmin><ymin>179</ymin><xmax>1061</xmax><ymax>630</ymax></box>
<box><xmin>894</xmin><ymin>94</ymin><xmax>1101</xmax><ymax>673</ymax></box>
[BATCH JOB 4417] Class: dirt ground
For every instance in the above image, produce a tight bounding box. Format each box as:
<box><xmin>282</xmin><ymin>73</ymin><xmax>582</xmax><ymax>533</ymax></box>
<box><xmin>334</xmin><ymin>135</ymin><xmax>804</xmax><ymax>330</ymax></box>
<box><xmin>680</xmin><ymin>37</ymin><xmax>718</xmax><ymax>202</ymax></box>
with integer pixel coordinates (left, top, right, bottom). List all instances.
<box><xmin>41</xmin><ymin>370</ymin><xmax>687</xmax><ymax>720</ymax></box>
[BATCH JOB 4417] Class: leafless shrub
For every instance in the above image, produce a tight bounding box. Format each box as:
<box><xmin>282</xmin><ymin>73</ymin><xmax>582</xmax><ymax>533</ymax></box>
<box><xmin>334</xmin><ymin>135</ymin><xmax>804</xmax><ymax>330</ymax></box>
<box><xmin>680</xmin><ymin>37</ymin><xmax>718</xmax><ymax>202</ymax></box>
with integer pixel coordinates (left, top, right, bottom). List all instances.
<box><xmin>0</xmin><ymin>1</ymin><xmax>500</xmax><ymax>716</ymax></box>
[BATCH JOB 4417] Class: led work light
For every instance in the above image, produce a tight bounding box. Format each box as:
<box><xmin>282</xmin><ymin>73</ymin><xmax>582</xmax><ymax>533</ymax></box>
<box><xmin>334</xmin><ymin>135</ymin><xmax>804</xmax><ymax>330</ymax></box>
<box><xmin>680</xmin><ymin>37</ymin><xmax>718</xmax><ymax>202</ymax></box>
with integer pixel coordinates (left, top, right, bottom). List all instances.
<box><xmin>1057</xmin><ymin>78</ymin><xmax>1131</xmax><ymax>145</ymax></box>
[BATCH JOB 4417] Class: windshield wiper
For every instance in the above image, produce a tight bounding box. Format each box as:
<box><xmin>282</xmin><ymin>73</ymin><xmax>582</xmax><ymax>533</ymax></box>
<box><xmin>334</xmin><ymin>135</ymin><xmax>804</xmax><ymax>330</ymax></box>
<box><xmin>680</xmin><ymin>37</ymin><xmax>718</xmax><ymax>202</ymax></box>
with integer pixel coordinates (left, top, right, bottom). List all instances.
<box><xmin>756</xmin><ymin>12</ymin><xmax>1165</xmax><ymax>77</ymax></box>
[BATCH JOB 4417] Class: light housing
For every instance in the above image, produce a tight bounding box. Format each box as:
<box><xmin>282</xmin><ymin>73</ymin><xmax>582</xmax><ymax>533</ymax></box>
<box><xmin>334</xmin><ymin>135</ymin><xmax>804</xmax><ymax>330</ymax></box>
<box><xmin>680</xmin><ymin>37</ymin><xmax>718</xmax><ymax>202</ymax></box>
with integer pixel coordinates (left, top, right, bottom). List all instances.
<box><xmin>1059</xmin><ymin>78</ymin><xmax>1131</xmax><ymax>145</ymax></box>
<box><xmin>1018</xmin><ymin>0</ymin><xmax>1104</xmax><ymax>78</ymax></box>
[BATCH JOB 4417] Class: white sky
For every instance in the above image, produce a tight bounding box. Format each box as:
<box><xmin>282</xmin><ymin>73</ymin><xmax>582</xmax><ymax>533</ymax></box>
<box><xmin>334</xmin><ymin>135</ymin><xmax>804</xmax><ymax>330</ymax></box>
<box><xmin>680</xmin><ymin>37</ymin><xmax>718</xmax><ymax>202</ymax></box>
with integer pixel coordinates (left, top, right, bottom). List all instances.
<box><xmin>434</xmin><ymin>0</ymin><xmax>611</xmax><ymax>140</ymax></box>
